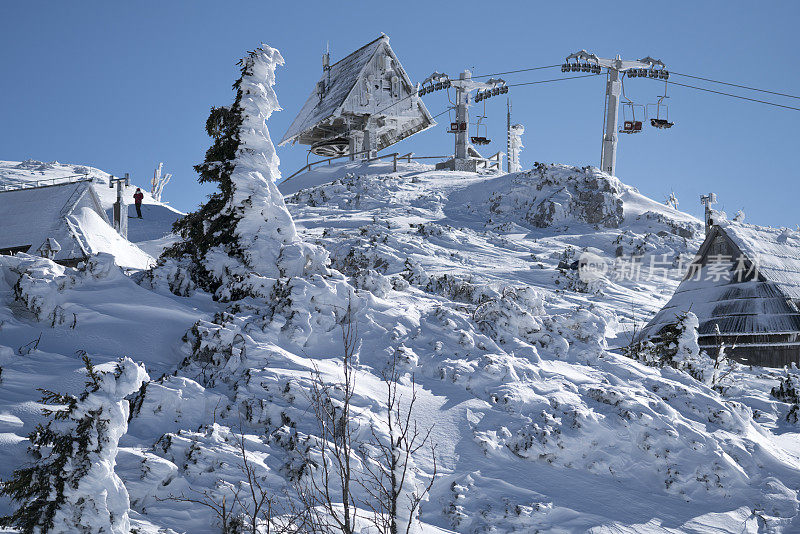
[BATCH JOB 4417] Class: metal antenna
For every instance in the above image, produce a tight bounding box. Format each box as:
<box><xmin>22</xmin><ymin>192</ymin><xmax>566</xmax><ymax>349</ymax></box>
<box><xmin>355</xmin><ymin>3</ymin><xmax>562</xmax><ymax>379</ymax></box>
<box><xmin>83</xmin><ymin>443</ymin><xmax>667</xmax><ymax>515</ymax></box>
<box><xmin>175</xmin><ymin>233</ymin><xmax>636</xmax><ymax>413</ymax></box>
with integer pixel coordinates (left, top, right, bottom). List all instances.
<box><xmin>507</xmin><ymin>98</ymin><xmax>512</xmax><ymax>173</ymax></box>
<box><xmin>700</xmin><ymin>193</ymin><xmax>717</xmax><ymax>234</ymax></box>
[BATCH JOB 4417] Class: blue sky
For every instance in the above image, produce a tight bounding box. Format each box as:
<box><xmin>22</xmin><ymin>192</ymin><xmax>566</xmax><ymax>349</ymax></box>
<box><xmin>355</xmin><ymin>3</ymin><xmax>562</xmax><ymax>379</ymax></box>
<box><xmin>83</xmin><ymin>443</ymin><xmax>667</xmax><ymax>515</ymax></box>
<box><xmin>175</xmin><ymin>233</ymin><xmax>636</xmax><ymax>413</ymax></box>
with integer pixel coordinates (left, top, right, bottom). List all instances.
<box><xmin>2</xmin><ymin>1</ymin><xmax>798</xmax><ymax>227</ymax></box>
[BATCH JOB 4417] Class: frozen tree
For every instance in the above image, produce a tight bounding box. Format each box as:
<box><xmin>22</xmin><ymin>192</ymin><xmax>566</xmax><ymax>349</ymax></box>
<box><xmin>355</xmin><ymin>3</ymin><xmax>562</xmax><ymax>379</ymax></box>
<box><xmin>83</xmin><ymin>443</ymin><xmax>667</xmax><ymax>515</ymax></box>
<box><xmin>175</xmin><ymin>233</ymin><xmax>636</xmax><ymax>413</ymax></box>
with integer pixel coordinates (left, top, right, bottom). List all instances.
<box><xmin>665</xmin><ymin>191</ymin><xmax>679</xmax><ymax>210</ymax></box>
<box><xmin>508</xmin><ymin>123</ymin><xmax>524</xmax><ymax>173</ymax></box>
<box><xmin>0</xmin><ymin>355</ymin><xmax>149</xmax><ymax>534</ymax></box>
<box><xmin>627</xmin><ymin>312</ymin><xmax>705</xmax><ymax>376</ymax></box>
<box><xmin>150</xmin><ymin>162</ymin><xmax>172</xmax><ymax>202</ymax></box>
<box><xmin>360</xmin><ymin>352</ymin><xmax>437</xmax><ymax>534</ymax></box>
<box><xmin>298</xmin><ymin>304</ymin><xmax>360</xmax><ymax>534</ymax></box>
<box><xmin>162</xmin><ymin>43</ymin><xmax>326</xmax><ymax>297</ymax></box>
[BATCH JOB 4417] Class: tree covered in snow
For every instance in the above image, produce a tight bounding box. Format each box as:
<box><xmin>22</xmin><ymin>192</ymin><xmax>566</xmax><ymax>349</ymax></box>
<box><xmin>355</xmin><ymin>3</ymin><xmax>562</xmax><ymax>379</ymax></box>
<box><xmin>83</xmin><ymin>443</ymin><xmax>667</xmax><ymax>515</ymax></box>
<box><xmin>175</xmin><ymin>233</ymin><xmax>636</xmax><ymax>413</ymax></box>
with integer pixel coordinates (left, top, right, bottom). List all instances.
<box><xmin>162</xmin><ymin>43</ymin><xmax>326</xmax><ymax>298</ymax></box>
<box><xmin>0</xmin><ymin>355</ymin><xmax>148</xmax><ymax>534</ymax></box>
<box><xmin>772</xmin><ymin>364</ymin><xmax>800</xmax><ymax>423</ymax></box>
<box><xmin>359</xmin><ymin>353</ymin><xmax>436</xmax><ymax>534</ymax></box>
<box><xmin>627</xmin><ymin>312</ymin><xmax>706</xmax><ymax>377</ymax></box>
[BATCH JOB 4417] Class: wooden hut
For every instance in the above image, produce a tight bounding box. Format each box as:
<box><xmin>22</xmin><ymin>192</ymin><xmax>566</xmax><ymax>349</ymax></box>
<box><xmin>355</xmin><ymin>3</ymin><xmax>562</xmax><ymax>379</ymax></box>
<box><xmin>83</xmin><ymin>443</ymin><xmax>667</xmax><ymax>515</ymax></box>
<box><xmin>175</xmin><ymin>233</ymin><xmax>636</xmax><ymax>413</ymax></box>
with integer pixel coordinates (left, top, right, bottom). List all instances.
<box><xmin>637</xmin><ymin>217</ymin><xmax>800</xmax><ymax>367</ymax></box>
<box><xmin>279</xmin><ymin>34</ymin><xmax>434</xmax><ymax>158</ymax></box>
<box><xmin>0</xmin><ymin>179</ymin><xmax>152</xmax><ymax>269</ymax></box>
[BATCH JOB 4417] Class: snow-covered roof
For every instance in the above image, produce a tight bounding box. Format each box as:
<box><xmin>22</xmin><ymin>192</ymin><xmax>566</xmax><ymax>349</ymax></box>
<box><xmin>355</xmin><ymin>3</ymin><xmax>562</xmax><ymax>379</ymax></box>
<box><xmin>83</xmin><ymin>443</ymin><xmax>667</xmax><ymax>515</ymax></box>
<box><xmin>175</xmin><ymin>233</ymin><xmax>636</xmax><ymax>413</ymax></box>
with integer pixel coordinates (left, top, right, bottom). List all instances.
<box><xmin>0</xmin><ymin>180</ymin><xmax>96</xmax><ymax>258</ymax></box>
<box><xmin>639</xmin><ymin>220</ymin><xmax>800</xmax><ymax>346</ymax></box>
<box><xmin>722</xmin><ymin>221</ymin><xmax>800</xmax><ymax>300</ymax></box>
<box><xmin>279</xmin><ymin>35</ymin><xmax>433</xmax><ymax>150</ymax></box>
<box><xmin>0</xmin><ymin>180</ymin><xmax>153</xmax><ymax>269</ymax></box>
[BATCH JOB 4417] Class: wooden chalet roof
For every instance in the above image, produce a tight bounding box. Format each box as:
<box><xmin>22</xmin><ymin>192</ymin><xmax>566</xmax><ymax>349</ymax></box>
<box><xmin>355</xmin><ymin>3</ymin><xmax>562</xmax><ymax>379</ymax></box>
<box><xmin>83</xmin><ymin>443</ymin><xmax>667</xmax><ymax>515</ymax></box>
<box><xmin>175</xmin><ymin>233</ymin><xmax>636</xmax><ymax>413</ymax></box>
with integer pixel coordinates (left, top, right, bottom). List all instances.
<box><xmin>279</xmin><ymin>35</ymin><xmax>433</xmax><ymax>148</ymax></box>
<box><xmin>638</xmin><ymin>219</ymin><xmax>800</xmax><ymax>343</ymax></box>
<box><xmin>0</xmin><ymin>180</ymin><xmax>102</xmax><ymax>260</ymax></box>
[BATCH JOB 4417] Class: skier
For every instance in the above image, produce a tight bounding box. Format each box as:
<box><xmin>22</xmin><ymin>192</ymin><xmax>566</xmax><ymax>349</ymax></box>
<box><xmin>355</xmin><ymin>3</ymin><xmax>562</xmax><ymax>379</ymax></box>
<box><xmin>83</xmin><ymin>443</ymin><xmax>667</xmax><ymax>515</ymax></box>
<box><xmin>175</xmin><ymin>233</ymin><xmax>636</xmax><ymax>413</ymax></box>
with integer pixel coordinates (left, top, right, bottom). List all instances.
<box><xmin>133</xmin><ymin>188</ymin><xmax>144</xmax><ymax>219</ymax></box>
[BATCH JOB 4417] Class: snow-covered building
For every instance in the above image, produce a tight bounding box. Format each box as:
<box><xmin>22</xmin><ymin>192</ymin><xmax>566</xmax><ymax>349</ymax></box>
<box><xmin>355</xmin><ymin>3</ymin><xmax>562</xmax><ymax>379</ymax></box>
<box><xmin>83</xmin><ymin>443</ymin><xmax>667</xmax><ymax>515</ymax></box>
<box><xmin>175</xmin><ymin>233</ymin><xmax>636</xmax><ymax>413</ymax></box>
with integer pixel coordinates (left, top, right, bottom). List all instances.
<box><xmin>279</xmin><ymin>34</ymin><xmax>434</xmax><ymax>158</ymax></box>
<box><xmin>0</xmin><ymin>179</ymin><xmax>153</xmax><ymax>269</ymax></box>
<box><xmin>638</xmin><ymin>219</ymin><xmax>800</xmax><ymax>367</ymax></box>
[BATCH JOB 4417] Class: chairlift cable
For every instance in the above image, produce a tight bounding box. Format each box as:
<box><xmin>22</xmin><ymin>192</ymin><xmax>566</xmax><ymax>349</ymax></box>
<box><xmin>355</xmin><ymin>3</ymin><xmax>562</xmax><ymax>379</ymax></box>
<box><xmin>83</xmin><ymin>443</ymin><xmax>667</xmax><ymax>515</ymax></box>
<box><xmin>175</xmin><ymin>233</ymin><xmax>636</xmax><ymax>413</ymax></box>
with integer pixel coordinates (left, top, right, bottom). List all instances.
<box><xmin>473</xmin><ymin>64</ymin><xmax>561</xmax><ymax>79</ymax></box>
<box><xmin>670</xmin><ymin>72</ymin><xmax>800</xmax><ymax>100</ymax></box>
<box><xmin>506</xmin><ymin>73</ymin><xmax>602</xmax><ymax>87</ymax></box>
<box><xmin>649</xmin><ymin>79</ymin><xmax>800</xmax><ymax>112</ymax></box>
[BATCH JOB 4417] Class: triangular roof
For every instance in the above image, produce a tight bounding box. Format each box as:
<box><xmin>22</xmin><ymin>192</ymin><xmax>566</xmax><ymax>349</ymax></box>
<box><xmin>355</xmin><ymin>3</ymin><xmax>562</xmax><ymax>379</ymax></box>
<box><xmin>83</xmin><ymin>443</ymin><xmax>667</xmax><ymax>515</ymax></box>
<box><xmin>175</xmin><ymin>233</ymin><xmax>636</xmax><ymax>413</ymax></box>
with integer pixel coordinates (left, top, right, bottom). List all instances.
<box><xmin>638</xmin><ymin>219</ymin><xmax>800</xmax><ymax>343</ymax></box>
<box><xmin>280</xmin><ymin>35</ymin><xmax>433</xmax><ymax>147</ymax></box>
<box><xmin>0</xmin><ymin>180</ymin><xmax>152</xmax><ymax>268</ymax></box>
<box><xmin>0</xmin><ymin>180</ymin><xmax>103</xmax><ymax>258</ymax></box>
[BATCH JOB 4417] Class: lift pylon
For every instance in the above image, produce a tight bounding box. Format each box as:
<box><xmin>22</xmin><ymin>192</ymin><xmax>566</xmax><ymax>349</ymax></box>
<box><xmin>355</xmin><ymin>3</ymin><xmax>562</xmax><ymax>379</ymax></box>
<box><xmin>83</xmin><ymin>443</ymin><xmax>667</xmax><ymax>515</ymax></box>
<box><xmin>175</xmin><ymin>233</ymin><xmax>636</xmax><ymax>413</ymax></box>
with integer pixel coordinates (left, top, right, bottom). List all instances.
<box><xmin>423</xmin><ymin>70</ymin><xmax>506</xmax><ymax>172</ymax></box>
<box><xmin>564</xmin><ymin>50</ymin><xmax>668</xmax><ymax>176</ymax></box>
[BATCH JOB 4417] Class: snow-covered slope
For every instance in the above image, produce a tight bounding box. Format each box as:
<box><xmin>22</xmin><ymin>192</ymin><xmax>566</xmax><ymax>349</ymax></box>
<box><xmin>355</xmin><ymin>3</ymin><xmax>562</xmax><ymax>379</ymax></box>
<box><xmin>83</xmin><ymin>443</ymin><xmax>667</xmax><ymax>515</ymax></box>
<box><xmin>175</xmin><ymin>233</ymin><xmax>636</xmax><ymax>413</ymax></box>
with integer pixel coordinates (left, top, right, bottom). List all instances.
<box><xmin>3</xmin><ymin>162</ymin><xmax>800</xmax><ymax>533</ymax></box>
<box><xmin>0</xmin><ymin>160</ymin><xmax>183</xmax><ymax>247</ymax></box>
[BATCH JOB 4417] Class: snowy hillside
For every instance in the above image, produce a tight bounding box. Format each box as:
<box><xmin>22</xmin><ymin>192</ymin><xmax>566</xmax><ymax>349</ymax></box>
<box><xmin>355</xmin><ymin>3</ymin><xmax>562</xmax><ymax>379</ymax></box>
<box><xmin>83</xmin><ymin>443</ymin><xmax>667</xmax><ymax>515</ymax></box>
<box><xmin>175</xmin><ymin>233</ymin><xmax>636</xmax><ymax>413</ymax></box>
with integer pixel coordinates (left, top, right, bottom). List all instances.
<box><xmin>0</xmin><ymin>160</ymin><xmax>183</xmax><ymax>247</ymax></box>
<box><xmin>4</xmin><ymin>153</ymin><xmax>800</xmax><ymax>533</ymax></box>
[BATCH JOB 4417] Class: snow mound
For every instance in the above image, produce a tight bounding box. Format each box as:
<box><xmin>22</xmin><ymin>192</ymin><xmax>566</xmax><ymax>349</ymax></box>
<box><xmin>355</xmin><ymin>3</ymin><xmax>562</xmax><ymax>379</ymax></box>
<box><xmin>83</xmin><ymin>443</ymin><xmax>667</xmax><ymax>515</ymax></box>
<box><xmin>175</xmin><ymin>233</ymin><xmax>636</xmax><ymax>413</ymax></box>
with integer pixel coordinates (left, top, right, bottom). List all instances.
<box><xmin>70</xmin><ymin>207</ymin><xmax>154</xmax><ymax>269</ymax></box>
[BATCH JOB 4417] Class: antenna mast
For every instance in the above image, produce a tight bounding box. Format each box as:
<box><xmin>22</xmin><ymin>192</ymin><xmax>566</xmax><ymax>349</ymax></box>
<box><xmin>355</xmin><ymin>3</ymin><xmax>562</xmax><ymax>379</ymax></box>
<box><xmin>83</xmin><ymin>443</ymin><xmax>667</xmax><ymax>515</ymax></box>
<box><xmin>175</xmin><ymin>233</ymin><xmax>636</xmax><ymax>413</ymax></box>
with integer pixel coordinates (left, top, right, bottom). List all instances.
<box><xmin>507</xmin><ymin>98</ymin><xmax>512</xmax><ymax>173</ymax></box>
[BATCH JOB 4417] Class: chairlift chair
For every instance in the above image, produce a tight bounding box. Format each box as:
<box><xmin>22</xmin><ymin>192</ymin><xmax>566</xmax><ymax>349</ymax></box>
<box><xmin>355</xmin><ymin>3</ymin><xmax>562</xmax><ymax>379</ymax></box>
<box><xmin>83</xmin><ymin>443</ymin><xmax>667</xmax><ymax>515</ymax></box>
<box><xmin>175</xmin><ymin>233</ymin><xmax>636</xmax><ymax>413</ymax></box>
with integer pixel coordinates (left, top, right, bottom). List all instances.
<box><xmin>471</xmin><ymin>107</ymin><xmax>491</xmax><ymax>146</ymax></box>
<box><xmin>619</xmin><ymin>102</ymin><xmax>644</xmax><ymax>134</ymax></box>
<box><xmin>647</xmin><ymin>85</ymin><xmax>675</xmax><ymax>129</ymax></box>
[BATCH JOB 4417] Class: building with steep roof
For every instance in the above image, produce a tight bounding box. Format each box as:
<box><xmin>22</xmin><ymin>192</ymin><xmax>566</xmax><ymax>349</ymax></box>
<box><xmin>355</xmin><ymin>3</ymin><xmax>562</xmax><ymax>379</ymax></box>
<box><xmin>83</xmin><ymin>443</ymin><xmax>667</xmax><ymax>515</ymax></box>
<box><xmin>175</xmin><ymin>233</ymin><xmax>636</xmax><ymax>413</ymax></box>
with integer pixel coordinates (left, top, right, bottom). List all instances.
<box><xmin>0</xmin><ymin>179</ymin><xmax>152</xmax><ymax>269</ymax></box>
<box><xmin>638</xmin><ymin>217</ymin><xmax>800</xmax><ymax>367</ymax></box>
<box><xmin>279</xmin><ymin>35</ymin><xmax>434</xmax><ymax>158</ymax></box>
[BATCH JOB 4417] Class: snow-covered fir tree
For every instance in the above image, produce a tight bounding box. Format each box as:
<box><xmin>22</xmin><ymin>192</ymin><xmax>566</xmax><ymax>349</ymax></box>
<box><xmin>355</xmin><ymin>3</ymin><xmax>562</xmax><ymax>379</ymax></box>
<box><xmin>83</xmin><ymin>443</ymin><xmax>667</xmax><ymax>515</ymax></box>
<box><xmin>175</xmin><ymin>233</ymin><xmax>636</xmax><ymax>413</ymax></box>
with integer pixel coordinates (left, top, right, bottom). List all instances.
<box><xmin>0</xmin><ymin>355</ymin><xmax>148</xmax><ymax>534</ymax></box>
<box><xmin>162</xmin><ymin>44</ymin><xmax>326</xmax><ymax>300</ymax></box>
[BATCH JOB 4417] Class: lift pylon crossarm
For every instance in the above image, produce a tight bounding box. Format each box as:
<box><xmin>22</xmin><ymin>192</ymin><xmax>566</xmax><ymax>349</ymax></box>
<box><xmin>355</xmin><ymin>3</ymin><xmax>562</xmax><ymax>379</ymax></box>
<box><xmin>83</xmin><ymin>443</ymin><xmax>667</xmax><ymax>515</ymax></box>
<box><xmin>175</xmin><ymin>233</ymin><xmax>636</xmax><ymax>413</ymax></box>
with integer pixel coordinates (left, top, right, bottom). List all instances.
<box><xmin>566</xmin><ymin>50</ymin><xmax>662</xmax><ymax>72</ymax></box>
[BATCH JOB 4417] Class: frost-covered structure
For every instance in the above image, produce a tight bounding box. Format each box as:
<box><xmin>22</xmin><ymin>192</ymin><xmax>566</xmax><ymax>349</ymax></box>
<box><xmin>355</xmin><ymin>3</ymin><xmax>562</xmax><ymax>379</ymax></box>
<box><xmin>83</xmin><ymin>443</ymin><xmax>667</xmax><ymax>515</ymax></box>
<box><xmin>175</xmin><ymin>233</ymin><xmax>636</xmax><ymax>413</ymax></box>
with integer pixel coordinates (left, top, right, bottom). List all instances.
<box><xmin>639</xmin><ymin>218</ymin><xmax>800</xmax><ymax>367</ymax></box>
<box><xmin>280</xmin><ymin>34</ymin><xmax>434</xmax><ymax>157</ymax></box>
<box><xmin>507</xmin><ymin>123</ymin><xmax>524</xmax><ymax>173</ymax></box>
<box><xmin>0</xmin><ymin>180</ymin><xmax>152</xmax><ymax>269</ymax></box>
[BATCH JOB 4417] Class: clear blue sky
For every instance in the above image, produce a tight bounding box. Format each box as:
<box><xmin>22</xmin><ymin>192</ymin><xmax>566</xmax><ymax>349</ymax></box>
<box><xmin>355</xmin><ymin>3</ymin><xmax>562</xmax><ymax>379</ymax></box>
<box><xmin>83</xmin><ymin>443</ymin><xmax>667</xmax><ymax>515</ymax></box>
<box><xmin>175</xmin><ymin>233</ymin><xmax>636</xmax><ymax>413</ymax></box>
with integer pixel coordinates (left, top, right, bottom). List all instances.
<box><xmin>2</xmin><ymin>1</ymin><xmax>798</xmax><ymax>227</ymax></box>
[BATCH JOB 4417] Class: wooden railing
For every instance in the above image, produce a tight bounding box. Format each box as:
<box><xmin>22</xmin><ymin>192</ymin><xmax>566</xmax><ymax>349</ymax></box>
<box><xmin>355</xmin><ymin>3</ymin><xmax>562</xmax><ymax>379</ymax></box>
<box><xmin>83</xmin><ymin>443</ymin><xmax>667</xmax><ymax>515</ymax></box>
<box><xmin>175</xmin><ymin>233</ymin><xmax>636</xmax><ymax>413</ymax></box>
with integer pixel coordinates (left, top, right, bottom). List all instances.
<box><xmin>0</xmin><ymin>174</ymin><xmax>93</xmax><ymax>192</ymax></box>
<box><xmin>282</xmin><ymin>149</ymin><xmax>500</xmax><ymax>184</ymax></box>
<box><xmin>480</xmin><ymin>151</ymin><xmax>504</xmax><ymax>171</ymax></box>
<box><xmin>283</xmin><ymin>150</ymin><xmax>450</xmax><ymax>183</ymax></box>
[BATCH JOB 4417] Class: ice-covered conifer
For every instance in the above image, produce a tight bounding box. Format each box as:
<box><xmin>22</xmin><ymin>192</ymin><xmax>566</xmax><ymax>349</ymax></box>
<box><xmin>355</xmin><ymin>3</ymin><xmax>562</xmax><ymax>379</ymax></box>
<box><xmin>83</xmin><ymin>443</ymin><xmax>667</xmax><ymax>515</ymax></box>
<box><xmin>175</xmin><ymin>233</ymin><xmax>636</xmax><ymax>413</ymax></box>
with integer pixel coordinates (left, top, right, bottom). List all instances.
<box><xmin>0</xmin><ymin>356</ymin><xmax>149</xmax><ymax>534</ymax></box>
<box><xmin>163</xmin><ymin>44</ymin><xmax>326</xmax><ymax>295</ymax></box>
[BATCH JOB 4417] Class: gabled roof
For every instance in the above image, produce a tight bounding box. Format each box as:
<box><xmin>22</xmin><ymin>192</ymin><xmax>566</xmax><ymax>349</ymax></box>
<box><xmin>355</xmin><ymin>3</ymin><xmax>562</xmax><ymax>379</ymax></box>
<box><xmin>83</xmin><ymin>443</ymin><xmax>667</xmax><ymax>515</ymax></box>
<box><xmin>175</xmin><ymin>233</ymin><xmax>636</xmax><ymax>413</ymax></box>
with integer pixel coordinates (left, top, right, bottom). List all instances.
<box><xmin>0</xmin><ymin>180</ymin><xmax>103</xmax><ymax>259</ymax></box>
<box><xmin>279</xmin><ymin>35</ymin><xmax>433</xmax><ymax>147</ymax></box>
<box><xmin>0</xmin><ymin>180</ymin><xmax>153</xmax><ymax>269</ymax></box>
<box><xmin>638</xmin><ymin>219</ymin><xmax>800</xmax><ymax>343</ymax></box>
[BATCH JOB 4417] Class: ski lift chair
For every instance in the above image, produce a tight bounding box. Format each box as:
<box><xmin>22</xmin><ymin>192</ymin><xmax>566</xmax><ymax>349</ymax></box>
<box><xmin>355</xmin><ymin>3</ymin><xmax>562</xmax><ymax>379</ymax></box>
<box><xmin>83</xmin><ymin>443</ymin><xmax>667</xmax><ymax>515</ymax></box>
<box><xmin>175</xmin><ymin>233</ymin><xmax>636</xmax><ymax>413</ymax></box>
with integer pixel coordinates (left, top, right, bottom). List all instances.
<box><xmin>650</xmin><ymin>118</ymin><xmax>674</xmax><ymax>129</ymax></box>
<box><xmin>620</xmin><ymin>121</ymin><xmax>643</xmax><ymax>134</ymax></box>
<box><xmin>470</xmin><ymin>136</ymin><xmax>491</xmax><ymax>145</ymax></box>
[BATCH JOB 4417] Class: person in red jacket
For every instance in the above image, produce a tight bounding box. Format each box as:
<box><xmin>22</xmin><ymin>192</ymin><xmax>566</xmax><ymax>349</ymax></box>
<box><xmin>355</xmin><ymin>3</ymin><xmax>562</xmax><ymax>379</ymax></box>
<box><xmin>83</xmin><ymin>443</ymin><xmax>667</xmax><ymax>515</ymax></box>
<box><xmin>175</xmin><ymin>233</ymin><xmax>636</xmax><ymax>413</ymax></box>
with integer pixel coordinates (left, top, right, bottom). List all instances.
<box><xmin>133</xmin><ymin>188</ymin><xmax>144</xmax><ymax>219</ymax></box>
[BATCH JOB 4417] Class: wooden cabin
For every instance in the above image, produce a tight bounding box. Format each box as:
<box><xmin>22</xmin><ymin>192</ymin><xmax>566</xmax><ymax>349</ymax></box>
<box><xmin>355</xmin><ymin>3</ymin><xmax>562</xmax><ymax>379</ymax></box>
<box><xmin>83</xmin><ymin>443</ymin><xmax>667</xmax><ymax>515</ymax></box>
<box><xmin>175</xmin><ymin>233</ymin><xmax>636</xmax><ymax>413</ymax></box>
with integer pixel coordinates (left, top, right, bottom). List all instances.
<box><xmin>279</xmin><ymin>34</ymin><xmax>434</xmax><ymax>158</ymax></box>
<box><xmin>637</xmin><ymin>217</ymin><xmax>800</xmax><ymax>367</ymax></box>
<box><xmin>0</xmin><ymin>179</ymin><xmax>152</xmax><ymax>269</ymax></box>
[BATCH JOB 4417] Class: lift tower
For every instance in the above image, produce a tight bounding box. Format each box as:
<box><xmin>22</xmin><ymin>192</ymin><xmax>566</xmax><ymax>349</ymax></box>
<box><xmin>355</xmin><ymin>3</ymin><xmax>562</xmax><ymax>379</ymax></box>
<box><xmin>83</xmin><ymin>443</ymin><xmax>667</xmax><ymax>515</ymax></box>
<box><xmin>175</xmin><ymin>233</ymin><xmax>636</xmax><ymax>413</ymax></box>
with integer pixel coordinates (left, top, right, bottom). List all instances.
<box><xmin>564</xmin><ymin>50</ymin><xmax>666</xmax><ymax>176</ymax></box>
<box><xmin>423</xmin><ymin>70</ymin><xmax>506</xmax><ymax>171</ymax></box>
